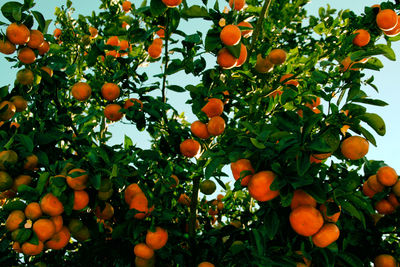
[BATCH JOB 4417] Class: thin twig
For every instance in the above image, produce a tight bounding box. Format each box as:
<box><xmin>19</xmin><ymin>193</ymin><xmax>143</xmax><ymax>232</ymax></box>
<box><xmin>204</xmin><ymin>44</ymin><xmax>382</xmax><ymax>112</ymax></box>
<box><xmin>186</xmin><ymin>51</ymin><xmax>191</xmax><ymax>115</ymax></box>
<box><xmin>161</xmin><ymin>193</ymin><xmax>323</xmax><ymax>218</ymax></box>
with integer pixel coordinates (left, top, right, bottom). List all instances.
<box><xmin>250</xmin><ymin>0</ymin><xmax>274</xmax><ymax>52</ymax></box>
<box><xmin>161</xmin><ymin>13</ymin><xmax>170</xmax><ymax>104</ymax></box>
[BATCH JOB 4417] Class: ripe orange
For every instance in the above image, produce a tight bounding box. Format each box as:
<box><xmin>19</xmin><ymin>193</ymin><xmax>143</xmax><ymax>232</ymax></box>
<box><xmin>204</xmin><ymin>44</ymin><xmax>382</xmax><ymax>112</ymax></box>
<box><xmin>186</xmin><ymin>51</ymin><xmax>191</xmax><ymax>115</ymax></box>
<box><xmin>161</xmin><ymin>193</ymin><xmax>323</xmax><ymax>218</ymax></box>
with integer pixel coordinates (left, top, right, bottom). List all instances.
<box><xmin>0</xmin><ymin>39</ymin><xmax>16</xmax><ymax>55</ymax></box>
<box><xmin>53</xmin><ymin>28</ymin><xmax>62</xmax><ymax>38</ymax></box>
<box><xmin>220</xmin><ymin>25</ymin><xmax>241</xmax><ymax>46</ymax></box>
<box><xmin>50</xmin><ymin>215</ymin><xmax>63</xmax><ymax>232</ymax></box>
<box><xmin>101</xmin><ymin>83</ymin><xmax>120</xmax><ymax>101</ymax></box>
<box><xmin>18</xmin><ymin>47</ymin><xmax>36</xmax><ymax>64</ymax></box>
<box><xmin>290</xmin><ymin>189</ymin><xmax>316</xmax><ymax>210</ymax></box>
<box><xmin>178</xmin><ymin>193</ymin><xmax>191</xmax><ymax>206</ymax></box>
<box><xmin>24</xmin><ymin>154</ymin><xmax>38</xmax><ymax>170</ymax></box>
<box><xmin>95</xmin><ymin>202</ymin><xmax>114</xmax><ymax>220</ymax></box>
<box><xmin>392</xmin><ymin>179</ymin><xmax>400</xmax><ymax>197</ymax></box>
<box><xmin>153</xmin><ymin>38</ymin><xmax>163</xmax><ymax>46</ymax></box>
<box><xmin>255</xmin><ymin>54</ymin><xmax>274</xmax><ymax>73</ymax></box>
<box><xmin>374</xmin><ymin>254</ymin><xmax>397</xmax><ymax>267</ymax></box>
<box><xmin>237</xmin><ymin>21</ymin><xmax>253</xmax><ymax>38</ymax></box>
<box><xmin>201</xmin><ymin>98</ymin><xmax>224</xmax><ymax>118</ymax></box>
<box><xmin>67</xmin><ymin>168</ymin><xmax>88</xmax><ymax>190</ymax></box>
<box><xmin>71</xmin><ymin>82</ymin><xmax>91</xmax><ymax>101</ymax></box>
<box><xmin>73</xmin><ymin>190</ymin><xmax>89</xmax><ymax>210</ymax></box>
<box><xmin>27</xmin><ymin>30</ymin><xmax>44</xmax><ymax>49</ymax></box>
<box><xmin>231</xmin><ymin>159</ymin><xmax>254</xmax><ymax>186</ymax></box>
<box><xmin>207</xmin><ymin>116</ymin><xmax>225</xmax><ymax>136</ymax></box>
<box><xmin>170</xmin><ymin>174</ymin><xmax>179</xmax><ymax>188</ymax></box>
<box><xmin>40</xmin><ymin>193</ymin><xmax>64</xmax><ymax>216</ymax></box>
<box><xmin>134</xmin><ymin>243</ymin><xmax>154</xmax><ymax>260</ymax></box>
<box><xmin>362</xmin><ymin>181</ymin><xmax>376</xmax><ymax>198</ymax></box>
<box><xmin>229</xmin><ymin>0</ymin><xmax>245</xmax><ymax>11</ymax></box>
<box><xmin>384</xmin><ymin>16</ymin><xmax>400</xmax><ymax>37</ymax></box>
<box><xmin>352</xmin><ymin>29</ymin><xmax>370</xmax><ymax>47</ymax></box>
<box><xmin>148</xmin><ymin>44</ymin><xmax>162</xmax><ymax>59</ymax></box>
<box><xmin>156</xmin><ymin>26</ymin><xmax>165</xmax><ymax>38</ymax></box>
<box><xmin>106</xmin><ymin>50</ymin><xmax>120</xmax><ymax>58</ymax></box>
<box><xmin>191</xmin><ymin>121</ymin><xmax>210</xmax><ymax>139</ymax></box>
<box><xmin>248</xmin><ymin>171</ymin><xmax>279</xmax><ymax>202</ymax></box>
<box><xmin>21</xmin><ymin>241</ymin><xmax>44</xmax><ymax>256</ymax></box>
<box><xmin>289</xmin><ymin>206</ymin><xmax>324</xmax><ymax>236</ymax></box>
<box><xmin>375</xmin><ymin>199</ymin><xmax>395</xmax><ymax>215</ymax></box>
<box><xmin>311</xmin><ymin>223</ymin><xmax>340</xmax><ymax>248</ymax></box>
<box><xmin>12</xmin><ymin>241</ymin><xmax>22</xmax><ymax>253</ymax></box>
<box><xmin>217</xmin><ymin>47</ymin><xmax>237</xmax><ymax>69</ymax></box>
<box><xmin>161</xmin><ymin>0</ymin><xmax>182</xmax><ymax>8</ymax></box>
<box><xmin>41</xmin><ymin>66</ymin><xmax>53</xmax><ymax>77</ymax></box>
<box><xmin>16</xmin><ymin>69</ymin><xmax>34</xmax><ymax>85</ymax></box>
<box><xmin>0</xmin><ymin>101</ymin><xmax>16</xmax><ymax>121</ymax></box>
<box><xmin>106</xmin><ymin>36</ymin><xmax>120</xmax><ymax>46</ymax></box>
<box><xmin>38</xmin><ymin>41</ymin><xmax>50</xmax><ymax>55</ymax></box>
<box><xmin>236</xmin><ymin>43</ymin><xmax>247</xmax><ymax>67</ymax></box>
<box><xmin>180</xmin><ymin>139</ymin><xmax>201</xmax><ymax>157</ymax></box>
<box><xmin>367</xmin><ymin>175</ymin><xmax>384</xmax><ymax>192</ymax></box>
<box><xmin>124</xmin><ymin>98</ymin><xmax>143</xmax><ymax>110</ymax></box>
<box><xmin>129</xmin><ymin>193</ymin><xmax>152</xmax><ymax>219</ymax></box>
<box><xmin>11</xmin><ymin>174</ymin><xmax>32</xmax><ymax>192</ymax></box>
<box><xmin>45</xmin><ymin>226</ymin><xmax>70</xmax><ymax>250</ymax></box>
<box><xmin>124</xmin><ymin>183</ymin><xmax>143</xmax><ymax>205</ymax></box>
<box><xmin>268</xmin><ymin>49</ymin><xmax>287</xmax><ymax>65</ymax></box>
<box><xmin>319</xmin><ymin>201</ymin><xmax>341</xmax><ymax>223</ymax></box>
<box><xmin>376</xmin><ymin>9</ymin><xmax>398</xmax><ymax>31</ymax></box>
<box><xmin>377</xmin><ymin>166</ymin><xmax>398</xmax><ymax>186</ymax></box>
<box><xmin>5</xmin><ymin>210</ymin><xmax>25</xmax><ymax>231</ymax></box>
<box><xmin>33</xmin><ymin>218</ymin><xmax>56</xmax><ymax>241</ymax></box>
<box><xmin>25</xmin><ymin>202</ymin><xmax>42</xmax><ymax>220</ymax></box>
<box><xmin>10</xmin><ymin>96</ymin><xmax>27</xmax><ymax>113</ymax></box>
<box><xmin>6</xmin><ymin>23</ymin><xmax>30</xmax><ymax>45</ymax></box>
<box><xmin>280</xmin><ymin>74</ymin><xmax>299</xmax><ymax>87</ymax></box>
<box><xmin>387</xmin><ymin>193</ymin><xmax>400</xmax><ymax>209</ymax></box>
<box><xmin>340</xmin><ymin>136</ymin><xmax>369</xmax><ymax>160</ymax></box>
<box><xmin>122</xmin><ymin>1</ymin><xmax>131</xmax><ymax>12</ymax></box>
<box><xmin>119</xmin><ymin>39</ymin><xmax>129</xmax><ymax>51</ymax></box>
<box><xmin>198</xmin><ymin>262</ymin><xmax>215</xmax><ymax>267</ymax></box>
<box><xmin>89</xmin><ymin>27</ymin><xmax>98</xmax><ymax>38</ymax></box>
<box><xmin>146</xmin><ymin>227</ymin><xmax>168</xmax><ymax>250</ymax></box>
<box><xmin>104</xmin><ymin>104</ymin><xmax>124</xmax><ymax>121</ymax></box>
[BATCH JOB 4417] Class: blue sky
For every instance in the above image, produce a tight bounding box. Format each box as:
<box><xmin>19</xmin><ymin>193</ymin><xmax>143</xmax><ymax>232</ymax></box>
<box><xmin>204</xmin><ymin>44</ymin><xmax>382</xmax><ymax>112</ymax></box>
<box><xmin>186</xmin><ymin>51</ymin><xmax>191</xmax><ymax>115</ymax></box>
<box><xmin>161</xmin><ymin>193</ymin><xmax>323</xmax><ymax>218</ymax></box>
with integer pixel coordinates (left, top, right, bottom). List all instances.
<box><xmin>0</xmin><ymin>0</ymin><xmax>399</xmax><ymax>186</ymax></box>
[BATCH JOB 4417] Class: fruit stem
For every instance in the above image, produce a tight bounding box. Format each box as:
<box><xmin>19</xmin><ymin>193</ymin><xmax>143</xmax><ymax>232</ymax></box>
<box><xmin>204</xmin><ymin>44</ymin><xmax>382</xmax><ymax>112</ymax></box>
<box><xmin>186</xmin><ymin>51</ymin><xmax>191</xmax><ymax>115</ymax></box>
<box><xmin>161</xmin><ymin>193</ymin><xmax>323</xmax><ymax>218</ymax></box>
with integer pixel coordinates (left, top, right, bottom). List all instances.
<box><xmin>250</xmin><ymin>0</ymin><xmax>274</xmax><ymax>52</ymax></box>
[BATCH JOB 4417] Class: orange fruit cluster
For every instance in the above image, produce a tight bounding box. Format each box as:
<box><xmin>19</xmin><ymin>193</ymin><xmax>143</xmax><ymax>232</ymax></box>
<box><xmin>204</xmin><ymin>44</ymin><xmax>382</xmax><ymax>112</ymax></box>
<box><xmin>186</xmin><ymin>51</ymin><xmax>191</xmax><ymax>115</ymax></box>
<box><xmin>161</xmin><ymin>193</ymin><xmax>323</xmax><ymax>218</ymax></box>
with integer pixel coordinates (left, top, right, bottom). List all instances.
<box><xmin>255</xmin><ymin>48</ymin><xmax>287</xmax><ymax>74</ymax></box>
<box><xmin>217</xmin><ymin>23</ymin><xmax>249</xmax><ymax>69</ymax></box>
<box><xmin>148</xmin><ymin>36</ymin><xmax>163</xmax><ymax>59</ymax></box>
<box><xmin>230</xmin><ymin>159</ymin><xmax>254</xmax><ymax>186</ymax></box>
<box><xmin>124</xmin><ymin>183</ymin><xmax>154</xmax><ymax>219</ymax></box>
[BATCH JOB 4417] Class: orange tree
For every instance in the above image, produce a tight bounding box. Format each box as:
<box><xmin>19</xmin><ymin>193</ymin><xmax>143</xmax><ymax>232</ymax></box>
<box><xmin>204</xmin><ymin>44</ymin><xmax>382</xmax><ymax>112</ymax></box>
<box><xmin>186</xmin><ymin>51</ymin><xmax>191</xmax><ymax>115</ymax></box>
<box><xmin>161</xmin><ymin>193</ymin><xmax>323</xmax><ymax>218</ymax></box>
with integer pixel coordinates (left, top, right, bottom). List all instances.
<box><xmin>1</xmin><ymin>0</ymin><xmax>400</xmax><ymax>266</ymax></box>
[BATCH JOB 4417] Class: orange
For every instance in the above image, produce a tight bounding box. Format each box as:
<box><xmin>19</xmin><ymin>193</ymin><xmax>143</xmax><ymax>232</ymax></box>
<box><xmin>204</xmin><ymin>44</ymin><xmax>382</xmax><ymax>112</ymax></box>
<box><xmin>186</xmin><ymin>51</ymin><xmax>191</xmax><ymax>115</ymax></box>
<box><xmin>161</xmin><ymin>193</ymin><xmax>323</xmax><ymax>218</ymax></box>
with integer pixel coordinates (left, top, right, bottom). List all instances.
<box><xmin>89</xmin><ymin>27</ymin><xmax>98</xmax><ymax>38</ymax></box>
<box><xmin>45</xmin><ymin>226</ymin><xmax>70</xmax><ymax>250</ymax></box>
<box><xmin>40</xmin><ymin>193</ymin><xmax>64</xmax><ymax>216</ymax></box>
<box><xmin>207</xmin><ymin>116</ymin><xmax>225</xmax><ymax>136</ymax></box>
<box><xmin>148</xmin><ymin>44</ymin><xmax>162</xmax><ymax>59</ymax></box>
<box><xmin>217</xmin><ymin>194</ymin><xmax>224</xmax><ymax>201</ymax></box>
<box><xmin>50</xmin><ymin>215</ymin><xmax>63</xmax><ymax>232</ymax></box>
<box><xmin>135</xmin><ymin>256</ymin><xmax>155</xmax><ymax>267</ymax></box>
<box><xmin>376</xmin><ymin>9</ymin><xmax>398</xmax><ymax>31</ymax></box>
<box><xmin>384</xmin><ymin>16</ymin><xmax>400</xmax><ymax>37</ymax></box>
<box><xmin>0</xmin><ymin>171</ymin><xmax>13</xmax><ymax>191</ymax></box>
<box><xmin>362</xmin><ymin>181</ymin><xmax>376</xmax><ymax>198</ymax></box>
<box><xmin>124</xmin><ymin>183</ymin><xmax>143</xmax><ymax>205</ymax></box>
<box><xmin>25</xmin><ymin>202</ymin><xmax>42</xmax><ymax>220</ymax></box>
<box><xmin>201</xmin><ymin>98</ymin><xmax>224</xmax><ymax>118</ymax></box>
<box><xmin>268</xmin><ymin>49</ymin><xmax>287</xmax><ymax>65</ymax></box>
<box><xmin>11</xmin><ymin>174</ymin><xmax>32</xmax><ymax>192</ymax></box>
<box><xmin>180</xmin><ymin>139</ymin><xmax>201</xmax><ymax>157</ymax></box>
<box><xmin>217</xmin><ymin>47</ymin><xmax>237</xmax><ymax>69</ymax></box>
<box><xmin>122</xmin><ymin>1</ymin><xmax>131</xmax><ymax>12</ymax></box>
<box><xmin>0</xmin><ymin>101</ymin><xmax>16</xmax><ymax>121</ymax></box>
<box><xmin>71</xmin><ymin>82</ymin><xmax>91</xmax><ymax>101</ymax></box>
<box><xmin>236</xmin><ymin>43</ymin><xmax>247</xmax><ymax>67</ymax></box>
<box><xmin>16</xmin><ymin>69</ymin><xmax>34</xmax><ymax>85</ymax></box>
<box><xmin>340</xmin><ymin>56</ymin><xmax>358</xmax><ymax>72</ymax></box>
<box><xmin>377</xmin><ymin>166</ymin><xmax>398</xmax><ymax>186</ymax></box>
<box><xmin>53</xmin><ymin>28</ymin><xmax>62</xmax><ymax>38</ymax></box>
<box><xmin>12</xmin><ymin>241</ymin><xmax>22</xmax><ymax>253</ymax></box>
<box><xmin>0</xmin><ymin>150</ymin><xmax>18</xmax><ymax>170</ymax></box>
<box><xmin>178</xmin><ymin>193</ymin><xmax>191</xmax><ymax>206</ymax></box>
<box><xmin>18</xmin><ymin>47</ymin><xmax>36</xmax><ymax>64</ymax></box>
<box><xmin>191</xmin><ymin>121</ymin><xmax>210</xmax><ymax>139</ymax></box>
<box><xmin>255</xmin><ymin>54</ymin><xmax>273</xmax><ymax>73</ymax></box>
<box><xmin>24</xmin><ymin>154</ymin><xmax>38</xmax><ymax>170</ymax></box>
<box><xmin>170</xmin><ymin>174</ymin><xmax>179</xmax><ymax>188</ymax></box>
<box><xmin>198</xmin><ymin>262</ymin><xmax>215</xmax><ymax>267</ymax></box>
<box><xmin>5</xmin><ymin>210</ymin><xmax>25</xmax><ymax>231</ymax></box>
<box><xmin>104</xmin><ymin>104</ymin><xmax>124</xmax><ymax>121</ymax></box>
<box><xmin>319</xmin><ymin>201</ymin><xmax>341</xmax><ymax>223</ymax></box>
<box><xmin>156</xmin><ymin>26</ymin><xmax>165</xmax><ymax>38</ymax></box>
<box><xmin>375</xmin><ymin>199</ymin><xmax>395</xmax><ymax>215</ymax></box>
<box><xmin>340</xmin><ymin>136</ymin><xmax>369</xmax><ymax>160</ymax></box>
<box><xmin>289</xmin><ymin>206</ymin><xmax>324</xmax><ymax>236</ymax></box>
<box><xmin>72</xmin><ymin>225</ymin><xmax>90</xmax><ymax>241</ymax></box>
<box><xmin>6</xmin><ymin>23</ymin><xmax>30</xmax><ymax>45</ymax></box>
<box><xmin>220</xmin><ymin>24</ymin><xmax>241</xmax><ymax>46</ymax></box>
<box><xmin>101</xmin><ymin>83</ymin><xmax>120</xmax><ymax>101</ymax></box>
<box><xmin>134</xmin><ymin>243</ymin><xmax>154</xmax><ymax>260</ymax></box>
<box><xmin>73</xmin><ymin>190</ymin><xmax>89</xmax><ymax>210</ymax></box>
<box><xmin>38</xmin><ymin>41</ymin><xmax>50</xmax><ymax>55</ymax></box>
<box><xmin>153</xmin><ymin>38</ymin><xmax>163</xmax><ymax>46</ymax></box>
<box><xmin>95</xmin><ymin>202</ymin><xmax>114</xmax><ymax>220</ymax></box>
<box><xmin>290</xmin><ymin>189</ymin><xmax>316</xmax><ymax>210</ymax></box>
<box><xmin>248</xmin><ymin>171</ymin><xmax>279</xmax><ymax>202</ymax></box>
<box><xmin>0</xmin><ymin>39</ymin><xmax>16</xmax><ymax>54</ymax></box>
<box><xmin>67</xmin><ymin>168</ymin><xmax>88</xmax><ymax>190</ymax></box>
<box><xmin>41</xmin><ymin>66</ymin><xmax>53</xmax><ymax>77</ymax></box>
<box><xmin>311</xmin><ymin>153</ymin><xmax>331</xmax><ymax>160</ymax></box>
<box><xmin>129</xmin><ymin>193</ymin><xmax>152</xmax><ymax>219</ymax></box>
<box><xmin>374</xmin><ymin>254</ymin><xmax>397</xmax><ymax>267</ymax></box>
<box><xmin>392</xmin><ymin>179</ymin><xmax>400</xmax><ymax>197</ymax></box>
<box><xmin>106</xmin><ymin>36</ymin><xmax>120</xmax><ymax>46</ymax></box>
<box><xmin>238</xmin><ymin>21</ymin><xmax>253</xmax><ymax>38</ymax></box>
<box><xmin>352</xmin><ymin>29</ymin><xmax>370</xmax><ymax>47</ymax></box>
<box><xmin>229</xmin><ymin>0</ymin><xmax>245</xmax><ymax>11</ymax></box>
<box><xmin>311</xmin><ymin>223</ymin><xmax>340</xmax><ymax>248</ymax></box>
<box><xmin>146</xmin><ymin>227</ymin><xmax>168</xmax><ymax>250</ymax></box>
<box><xmin>106</xmin><ymin>50</ymin><xmax>120</xmax><ymax>58</ymax></box>
<box><xmin>27</xmin><ymin>30</ymin><xmax>44</xmax><ymax>49</ymax></box>
<box><xmin>367</xmin><ymin>175</ymin><xmax>384</xmax><ymax>192</ymax></box>
<box><xmin>231</xmin><ymin>159</ymin><xmax>254</xmax><ymax>186</ymax></box>
<box><xmin>21</xmin><ymin>241</ymin><xmax>44</xmax><ymax>256</ymax></box>
<box><xmin>387</xmin><ymin>193</ymin><xmax>400</xmax><ymax>209</ymax></box>
<box><xmin>119</xmin><ymin>39</ymin><xmax>129</xmax><ymax>51</ymax></box>
<box><xmin>33</xmin><ymin>218</ymin><xmax>56</xmax><ymax>241</ymax></box>
<box><xmin>161</xmin><ymin>0</ymin><xmax>182</xmax><ymax>8</ymax></box>
<box><xmin>280</xmin><ymin>74</ymin><xmax>299</xmax><ymax>87</ymax></box>
<box><xmin>124</xmin><ymin>98</ymin><xmax>143</xmax><ymax>110</ymax></box>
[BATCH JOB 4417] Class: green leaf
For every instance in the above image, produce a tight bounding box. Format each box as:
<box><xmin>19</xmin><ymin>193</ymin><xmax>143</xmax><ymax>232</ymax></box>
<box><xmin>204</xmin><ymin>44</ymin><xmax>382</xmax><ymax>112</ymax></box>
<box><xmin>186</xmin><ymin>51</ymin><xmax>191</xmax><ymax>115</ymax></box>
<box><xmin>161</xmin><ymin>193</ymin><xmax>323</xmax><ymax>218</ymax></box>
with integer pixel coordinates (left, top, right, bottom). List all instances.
<box><xmin>337</xmin><ymin>253</ymin><xmax>364</xmax><ymax>267</ymax></box>
<box><xmin>16</xmin><ymin>228</ymin><xmax>31</xmax><ymax>243</ymax></box>
<box><xmin>167</xmin><ymin>85</ymin><xmax>185</xmax><ymax>92</ymax></box>
<box><xmin>2</xmin><ymin>200</ymin><xmax>26</xmax><ymax>211</ymax></box>
<box><xmin>263</xmin><ymin>210</ymin><xmax>279</xmax><ymax>240</ymax></box>
<box><xmin>36</xmin><ymin>172</ymin><xmax>50</xmax><ymax>195</ymax></box>
<box><xmin>90</xmin><ymin>173</ymin><xmax>101</xmax><ymax>190</ymax></box>
<box><xmin>340</xmin><ymin>201</ymin><xmax>366</xmax><ymax>229</ymax></box>
<box><xmin>205</xmin><ymin>157</ymin><xmax>224</xmax><ymax>179</ymax></box>
<box><xmin>250</xmin><ymin>138</ymin><xmax>266</xmax><ymax>149</ymax></box>
<box><xmin>358</xmin><ymin>113</ymin><xmax>385</xmax><ymax>136</ymax></box>
<box><xmin>32</xmin><ymin>11</ymin><xmax>45</xmax><ymax>31</ymax></box>
<box><xmin>1</xmin><ymin>2</ymin><xmax>23</xmax><ymax>22</ymax></box>
<box><xmin>311</xmin><ymin>70</ymin><xmax>329</xmax><ymax>83</ymax></box>
<box><xmin>124</xmin><ymin>135</ymin><xmax>133</xmax><ymax>149</ymax></box>
<box><xmin>181</xmin><ymin>5</ymin><xmax>209</xmax><ymax>19</ymax></box>
<box><xmin>226</xmin><ymin>42</ymin><xmax>241</xmax><ymax>59</ymax></box>
<box><xmin>360</xmin><ymin>127</ymin><xmax>376</xmax><ymax>147</ymax></box>
<box><xmin>150</xmin><ymin>0</ymin><xmax>167</xmax><ymax>16</ymax></box>
<box><xmin>0</xmin><ymin>85</ymin><xmax>9</xmax><ymax>98</ymax></box>
<box><xmin>296</xmin><ymin>151</ymin><xmax>310</xmax><ymax>176</ymax></box>
<box><xmin>352</xmin><ymin>98</ymin><xmax>388</xmax><ymax>106</ymax></box>
<box><xmin>205</xmin><ymin>29</ymin><xmax>220</xmax><ymax>52</ymax></box>
<box><xmin>252</xmin><ymin>229</ymin><xmax>263</xmax><ymax>256</ymax></box>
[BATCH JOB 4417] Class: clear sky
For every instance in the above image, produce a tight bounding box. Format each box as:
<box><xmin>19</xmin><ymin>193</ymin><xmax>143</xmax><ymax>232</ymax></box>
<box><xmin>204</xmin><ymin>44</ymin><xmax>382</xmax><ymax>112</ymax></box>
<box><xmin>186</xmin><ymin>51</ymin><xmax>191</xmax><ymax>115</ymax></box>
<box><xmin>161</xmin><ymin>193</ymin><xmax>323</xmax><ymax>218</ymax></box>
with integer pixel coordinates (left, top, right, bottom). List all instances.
<box><xmin>0</xmin><ymin>0</ymin><xmax>399</xmax><ymax>187</ymax></box>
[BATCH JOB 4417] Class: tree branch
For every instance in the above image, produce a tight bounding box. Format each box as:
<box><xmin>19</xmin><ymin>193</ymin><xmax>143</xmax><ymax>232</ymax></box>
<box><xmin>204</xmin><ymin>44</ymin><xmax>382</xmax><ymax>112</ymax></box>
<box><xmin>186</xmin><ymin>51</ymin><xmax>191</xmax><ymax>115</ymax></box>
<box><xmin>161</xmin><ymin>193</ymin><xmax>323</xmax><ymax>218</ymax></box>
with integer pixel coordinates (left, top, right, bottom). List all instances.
<box><xmin>161</xmin><ymin>13</ymin><xmax>170</xmax><ymax>104</ymax></box>
<box><xmin>250</xmin><ymin>0</ymin><xmax>274</xmax><ymax>52</ymax></box>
